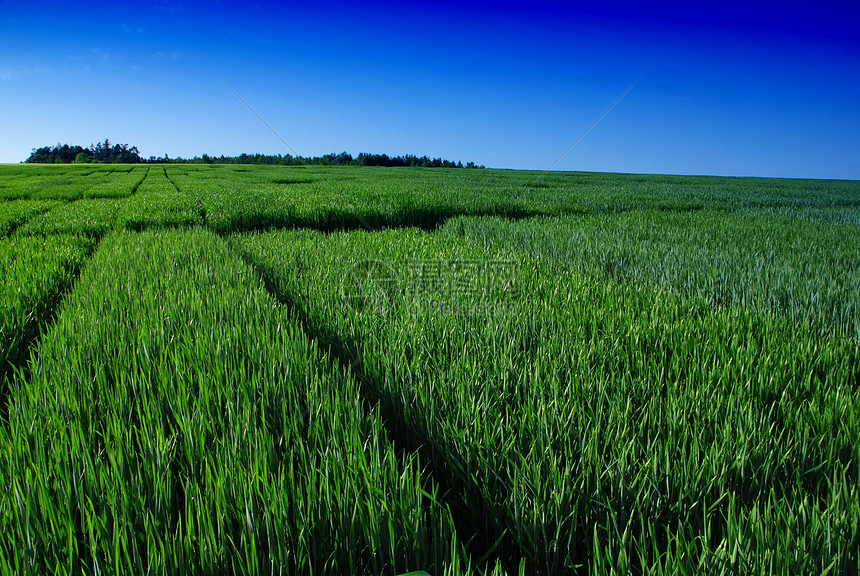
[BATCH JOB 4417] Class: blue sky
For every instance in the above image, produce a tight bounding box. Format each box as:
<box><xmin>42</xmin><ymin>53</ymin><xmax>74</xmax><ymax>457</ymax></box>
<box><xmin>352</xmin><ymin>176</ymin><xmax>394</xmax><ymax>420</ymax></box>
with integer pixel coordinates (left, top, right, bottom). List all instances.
<box><xmin>1</xmin><ymin>0</ymin><xmax>858</xmax><ymax>178</ymax></box>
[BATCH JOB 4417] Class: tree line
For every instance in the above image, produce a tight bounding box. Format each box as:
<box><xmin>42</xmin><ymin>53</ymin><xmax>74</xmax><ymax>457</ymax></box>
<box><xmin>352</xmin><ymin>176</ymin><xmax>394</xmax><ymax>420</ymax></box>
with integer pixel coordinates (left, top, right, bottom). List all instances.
<box><xmin>26</xmin><ymin>140</ymin><xmax>142</xmax><ymax>164</ymax></box>
<box><xmin>25</xmin><ymin>142</ymin><xmax>484</xmax><ymax>168</ymax></box>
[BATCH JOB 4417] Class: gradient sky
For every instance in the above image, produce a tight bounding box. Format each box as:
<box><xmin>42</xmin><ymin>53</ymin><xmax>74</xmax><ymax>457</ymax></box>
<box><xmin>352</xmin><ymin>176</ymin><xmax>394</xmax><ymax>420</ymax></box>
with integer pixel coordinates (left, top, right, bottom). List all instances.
<box><xmin>1</xmin><ymin>0</ymin><xmax>858</xmax><ymax>178</ymax></box>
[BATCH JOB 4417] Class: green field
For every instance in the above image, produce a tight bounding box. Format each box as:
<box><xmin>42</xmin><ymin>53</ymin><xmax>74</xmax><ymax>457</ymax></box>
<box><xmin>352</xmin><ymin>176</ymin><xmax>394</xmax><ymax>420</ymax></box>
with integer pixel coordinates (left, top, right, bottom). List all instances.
<box><xmin>1</xmin><ymin>164</ymin><xmax>858</xmax><ymax>575</ymax></box>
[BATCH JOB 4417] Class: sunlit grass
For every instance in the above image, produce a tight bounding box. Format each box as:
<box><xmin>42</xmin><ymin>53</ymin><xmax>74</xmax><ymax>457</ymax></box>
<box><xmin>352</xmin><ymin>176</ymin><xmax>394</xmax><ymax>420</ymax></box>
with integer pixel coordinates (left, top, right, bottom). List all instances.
<box><xmin>0</xmin><ymin>164</ymin><xmax>857</xmax><ymax>574</ymax></box>
<box><xmin>233</xmin><ymin>228</ymin><xmax>859</xmax><ymax>574</ymax></box>
<box><xmin>0</xmin><ymin>234</ymin><xmax>94</xmax><ymax>385</ymax></box>
<box><xmin>0</xmin><ymin>229</ymin><xmax>469</xmax><ymax>575</ymax></box>
<box><xmin>443</xmin><ymin>209</ymin><xmax>860</xmax><ymax>338</ymax></box>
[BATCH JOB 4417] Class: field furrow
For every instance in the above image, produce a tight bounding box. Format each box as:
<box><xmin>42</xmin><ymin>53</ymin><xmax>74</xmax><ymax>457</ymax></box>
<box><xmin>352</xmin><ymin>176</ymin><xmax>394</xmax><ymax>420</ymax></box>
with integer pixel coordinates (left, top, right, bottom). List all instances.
<box><xmin>1</xmin><ymin>164</ymin><xmax>858</xmax><ymax>575</ymax></box>
<box><xmin>17</xmin><ymin>198</ymin><xmax>124</xmax><ymax>237</ymax></box>
<box><xmin>443</xmin><ymin>210</ymin><xmax>860</xmax><ymax>338</ymax></box>
<box><xmin>0</xmin><ymin>235</ymin><xmax>96</xmax><ymax>401</ymax></box>
<box><xmin>117</xmin><ymin>168</ymin><xmax>203</xmax><ymax>230</ymax></box>
<box><xmin>0</xmin><ymin>228</ymin><xmax>472</xmax><ymax>575</ymax></box>
<box><xmin>232</xmin><ymin>228</ymin><xmax>860</xmax><ymax>574</ymax></box>
<box><xmin>0</xmin><ymin>200</ymin><xmax>64</xmax><ymax>236</ymax></box>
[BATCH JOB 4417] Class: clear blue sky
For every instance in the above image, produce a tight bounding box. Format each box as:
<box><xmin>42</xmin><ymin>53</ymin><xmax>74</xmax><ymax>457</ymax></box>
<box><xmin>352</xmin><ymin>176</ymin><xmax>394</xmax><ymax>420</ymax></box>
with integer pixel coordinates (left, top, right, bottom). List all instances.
<box><xmin>1</xmin><ymin>0</ymin><xmax>858</xmax><ymax>178</ymax></box>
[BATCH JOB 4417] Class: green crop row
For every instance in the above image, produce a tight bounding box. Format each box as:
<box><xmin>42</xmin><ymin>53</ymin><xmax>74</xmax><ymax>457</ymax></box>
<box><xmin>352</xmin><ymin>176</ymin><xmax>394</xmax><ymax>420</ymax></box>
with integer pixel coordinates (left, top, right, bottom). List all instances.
<box><xmin>0</xmin><ymin>235</ymin><xmax>95</xmax><ymax>385</ymax></box>
<box><xmin>1</xmin><ymin>164</ymin><xmax>857</xmax><ymax>573</ymax></box>
<box><xmin>0</xmin><ymin>200</ymin><xmax>63</xmax><ymax>236</ymax></box>
<box><xmin>232</xmin><ymin>228</ymin><xmax>859</xmax><ymax>575</ymax></box>
<box><xmin>750</xmin><ymin>204</ymin><xmax>860</xmax><ymax>226</ymax></box>
<box><xmin>17</xmin><ymin>173</ymin><xmax>114</xmax><ymax>201</ymax></box>
<box><xmin>18</xmin><ymin>199</ymin><xmax>124</xmax><ymax>237</ymax></box>
<box><xmin>0</xmin><ymin>229</ymin><xmax>475</xmax><ymax>575</ymax></box>
<box><xmin>11</xmin><ymin>168</ymin><xmax>147</xmax><ymax>236</ymax></box>
<box><xmin>82</xmin><ymin>166</ymin><xmax>149</xmax><ymax>199</ymax></box>
<box><xmin>442</xmin><ymin>210</ymin><xmax>860</xmax><ymax>338</ymax></box>
<box><xmin>168</xmin><ymin>169</ymin><xmax>302</xmax><ymax>233</ymax></box>
<box><xmin>164</xmin><ymin>166</ymin><xmax>860</xmax><ymax>234</ymax></box>
<box><xmin>117</xmin><ymin>168</ymin><xmax>202</xmax><ymax>230</ymax></box>
<box><xmin>6</xmin><ymin>166</ymin><xmax>860</xmax><ymax>222</ymax></box>
<box><xmin>1</xmin><ymin>164</ymin><xmax>839</xmax><ymax>236</ymax></box>
<box><xmin>0</xmin><ymin>167</ymin><xmax>144</xmax><ymax>202</ymax></box>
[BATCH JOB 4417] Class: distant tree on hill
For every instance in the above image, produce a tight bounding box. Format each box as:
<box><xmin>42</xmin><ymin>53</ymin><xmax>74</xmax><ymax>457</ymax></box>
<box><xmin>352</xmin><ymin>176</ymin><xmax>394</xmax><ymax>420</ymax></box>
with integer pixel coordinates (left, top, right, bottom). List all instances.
<box><xmin>143</xmin><ymin>150</ymin><xmax>482</xmax><ymax>167</ymax></box>
<box><xmin>25</xmin><ymin>140</ymin><xmax>141</xmax><ymax>163</ymax></box>
<box><xmin>25</xmin><ymin>143</ymin><xmax>484</xmax><ymax>168</ymax></box>
<box><xmin>27</xmin><ymin>144</ymin><xmax>85</xmax><ymax>163</ymax></box>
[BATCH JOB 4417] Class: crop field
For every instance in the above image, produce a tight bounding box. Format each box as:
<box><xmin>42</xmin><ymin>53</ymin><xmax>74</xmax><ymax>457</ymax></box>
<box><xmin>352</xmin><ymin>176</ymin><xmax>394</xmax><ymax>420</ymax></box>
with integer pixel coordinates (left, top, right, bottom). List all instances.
<box><xmin>0</xmin><ymin>164</ymin><xmax>858</xmax><ymax>575</ymax></box>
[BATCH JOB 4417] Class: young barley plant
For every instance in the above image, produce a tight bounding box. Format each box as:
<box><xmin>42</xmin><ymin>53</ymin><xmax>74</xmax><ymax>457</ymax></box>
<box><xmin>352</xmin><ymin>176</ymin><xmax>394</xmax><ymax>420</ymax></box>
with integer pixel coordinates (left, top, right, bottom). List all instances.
<box><xmin>0</xmin><ymin>228</ymin><xmax>472</xmax><ymax>575</ymax></box>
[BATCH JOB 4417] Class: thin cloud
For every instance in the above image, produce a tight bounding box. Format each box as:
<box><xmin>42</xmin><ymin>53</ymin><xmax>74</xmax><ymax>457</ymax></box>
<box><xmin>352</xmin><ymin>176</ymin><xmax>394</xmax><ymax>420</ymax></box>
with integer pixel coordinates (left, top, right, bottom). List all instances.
<box><xmin>89</xmin><ymin>47</ymin><xmax>123</xmax><ymax>64</ymax></box>
<box><xmin>0</xmin><ymin>66</ymin><xmax>55</xmax><ymax>81</ymax></box>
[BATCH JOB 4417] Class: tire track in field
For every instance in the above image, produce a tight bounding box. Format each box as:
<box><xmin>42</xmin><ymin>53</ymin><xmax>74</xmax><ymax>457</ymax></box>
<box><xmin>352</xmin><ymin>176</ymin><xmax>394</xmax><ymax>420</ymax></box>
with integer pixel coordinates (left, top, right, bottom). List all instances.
<box><xmin>2</xmin><ymin>167</ymin><xmax>152</xmax><ymax>419</ymax></box>
<box><xmin>127</xmin><ymin>202</ymin><xmax>712</xmax><ymax>236</ymax></box>
<box><xmin>0</xmin><ymin>202</ymin><xmax>61</xmax><ymax>238</ymax></box>
<box><xmin>231</xmin><ymin>244</ymin><xmax>514</xmax><ymax>574</ymax></box>
<box><xmin>1</xmin><ymin>239</ymin><xmax>99</xmax><ymax>421</ymax></box>
<box><xmin>163</xmin><ymin>166</ymin><xmax>208</xmax><ymax>226</ymax></box>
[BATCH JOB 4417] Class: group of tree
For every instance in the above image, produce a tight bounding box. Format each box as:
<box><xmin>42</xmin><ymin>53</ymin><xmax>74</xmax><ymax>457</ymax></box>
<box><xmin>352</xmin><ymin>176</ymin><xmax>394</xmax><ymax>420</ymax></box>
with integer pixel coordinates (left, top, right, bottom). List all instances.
<box><xmin>25</xmin><ymin>142</ymin><xmax>484</xmax><ymax>169</ymax></box>
<box><xmin>26</xmin><ymin>140</ymin><xmax>142</xmax><ymax>164</ymax></box>
<box><xmin>148</xmin><ymin>151</ymin><xmax>484</xmax><ymax>168</ymax></box>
